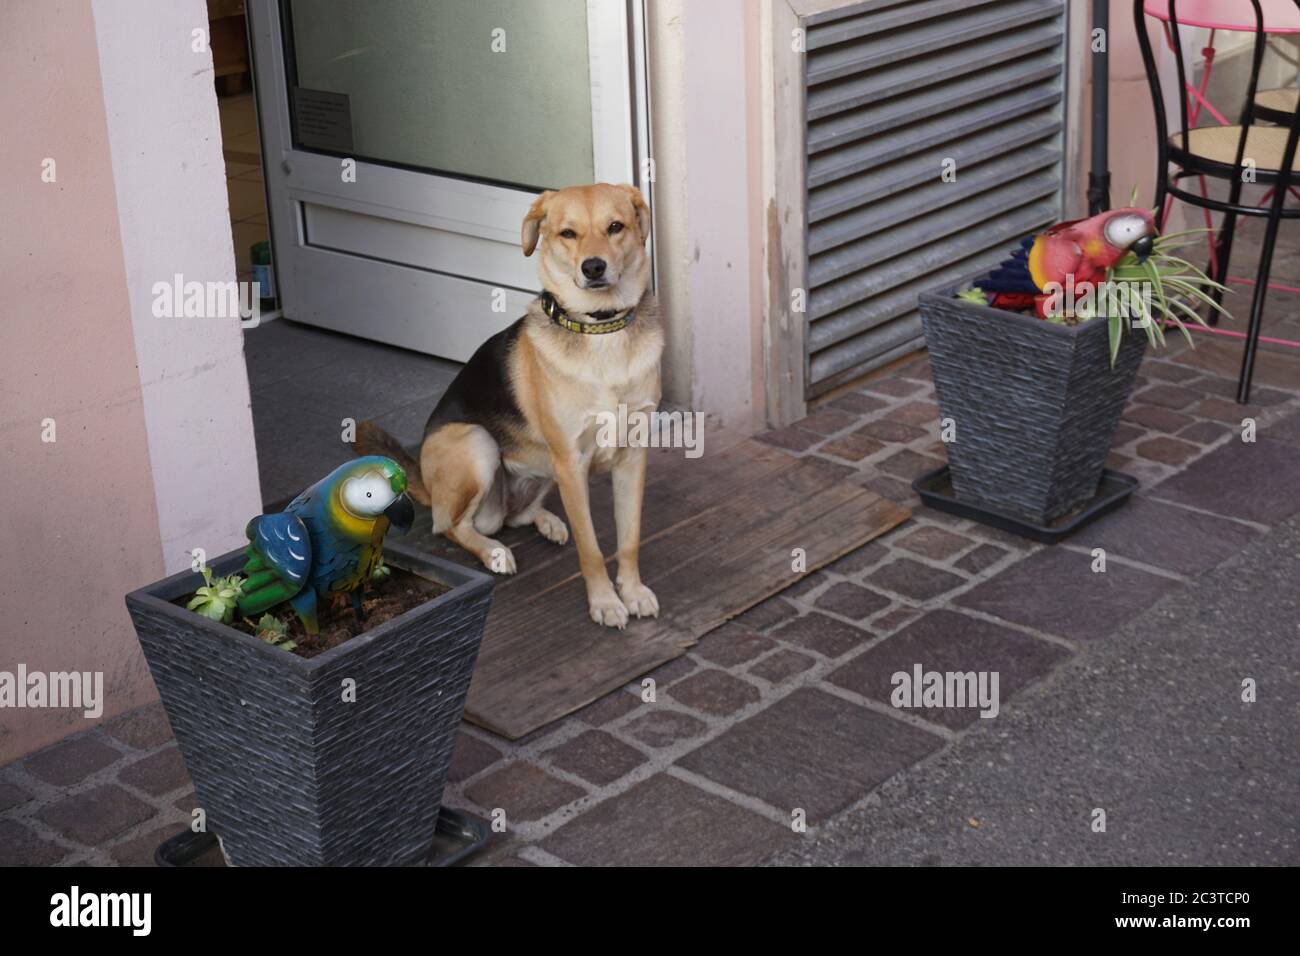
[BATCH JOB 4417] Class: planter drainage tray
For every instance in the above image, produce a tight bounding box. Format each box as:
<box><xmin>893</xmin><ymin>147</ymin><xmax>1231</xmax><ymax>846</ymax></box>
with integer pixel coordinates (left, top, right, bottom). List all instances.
<box><xmin>912</xmin><ymin>466</ymin><xmax>1137</xmax><ymax>544</ymax></box>
<box><xmin>154</xmin><ymin>807</ymin><xmax>487</xmax><ymax>868</ymax></box>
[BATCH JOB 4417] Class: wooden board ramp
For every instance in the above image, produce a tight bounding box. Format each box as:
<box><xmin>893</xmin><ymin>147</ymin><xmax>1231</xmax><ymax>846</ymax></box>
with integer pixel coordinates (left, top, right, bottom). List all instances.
<box><xmin>400</xmin><ymin>432</ymin><xmax>910</xmax><ymax>740</ymax></box>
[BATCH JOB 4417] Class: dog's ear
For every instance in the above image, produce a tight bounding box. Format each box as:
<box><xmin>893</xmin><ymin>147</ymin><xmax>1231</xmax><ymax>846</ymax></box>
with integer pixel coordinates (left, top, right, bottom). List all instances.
<box><xmin>618</xmin><ymin>184</ymin><xmax>651</xmax><ymax>243</ymax></box>
<box><xmin>521</xmin><ymin>190</ymin><xmax>556</xmax><ymax>257</ymax></box>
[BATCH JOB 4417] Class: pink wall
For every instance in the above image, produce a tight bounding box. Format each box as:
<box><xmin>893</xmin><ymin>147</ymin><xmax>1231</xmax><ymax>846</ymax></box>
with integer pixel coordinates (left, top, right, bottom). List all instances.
<box><xmin>93</xmin><ymin>0</ymin><xmax>263</xmax><ymax>572</ymax></box>
<box><xmin>1106</xmin><ymin>13</ymin><xmax>1167</xmax><ymax>216</ymax></box>
<box><xmin>0</xmin><ymin>0</ymin><xmax>166</xmax><ymax>763</ymax></box>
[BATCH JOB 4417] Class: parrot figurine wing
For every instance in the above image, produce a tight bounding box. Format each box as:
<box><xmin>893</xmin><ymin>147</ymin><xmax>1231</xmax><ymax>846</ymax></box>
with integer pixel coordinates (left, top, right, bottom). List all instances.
<box><xmin>977</xmin><ymin>236</ymin><xmax>1046</xmax><ymax>296</ymax></box>
<box><xmin>238</xmin><ymin>512</ymin><xmax>313</xmax><ymax>619</ymax></box>
<box><xmin>977</xmin><ymin>227</ymin><xmax>1086</xmax><ymax>295</ymax></box>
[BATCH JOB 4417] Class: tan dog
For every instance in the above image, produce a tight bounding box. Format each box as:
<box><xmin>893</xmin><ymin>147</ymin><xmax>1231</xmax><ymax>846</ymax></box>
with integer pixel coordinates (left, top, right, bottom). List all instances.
<box><xmin>355</xmin><ymin>183</ymin><xmax>663</xmax><ymax>628</ymax></box>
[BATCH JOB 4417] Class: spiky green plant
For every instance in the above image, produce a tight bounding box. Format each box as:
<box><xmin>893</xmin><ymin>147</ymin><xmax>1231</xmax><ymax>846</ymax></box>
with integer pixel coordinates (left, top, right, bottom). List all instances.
<box><xmin>955</xmin><ymin>286</ymin><xmax>989</xmax><ymax>306</ymax></box>
<box><xmin>1102</xmin><ymin>227</ymin><xmax>1230</xmax><ymax>366</ymax></box>
<box><xmin>186</xmin><ymin>566</ymin><xmax>245</xmax><ymax>625</ymax></box>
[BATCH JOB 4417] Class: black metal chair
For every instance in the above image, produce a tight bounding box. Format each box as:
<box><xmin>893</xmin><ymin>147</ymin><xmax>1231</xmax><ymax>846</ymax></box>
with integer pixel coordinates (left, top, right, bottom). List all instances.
<box><xmin>1135</xmin><ymin>0</ymin><xmax>1300</xmax><ymax>403</ymax></box>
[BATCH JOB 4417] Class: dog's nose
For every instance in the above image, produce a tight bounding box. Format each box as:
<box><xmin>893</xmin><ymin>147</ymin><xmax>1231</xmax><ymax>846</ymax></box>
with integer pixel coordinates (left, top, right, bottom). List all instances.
<box><xmin>581</xmin><ymin>257</ymin><xmax>607</xmax><ymax>280</ymax></box>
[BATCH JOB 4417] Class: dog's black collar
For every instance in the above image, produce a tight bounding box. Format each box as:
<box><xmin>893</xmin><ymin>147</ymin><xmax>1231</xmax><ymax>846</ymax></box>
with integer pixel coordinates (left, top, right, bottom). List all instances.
<box><xmin>541</xmin><ymin>291</ymin><xmax>635</xmax><ymax>335</ymax></box>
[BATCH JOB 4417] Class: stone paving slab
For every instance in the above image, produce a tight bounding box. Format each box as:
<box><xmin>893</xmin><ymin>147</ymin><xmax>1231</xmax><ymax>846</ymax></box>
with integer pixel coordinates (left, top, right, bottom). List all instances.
<box><xmin>446</xmin><ymin>731</ymin><xmax>503</xmax><ymax>784</ymax></box>
<box><xmin>955</xmin><ymin>547</ymin><xmax>1181</xmax><ymax>642</ymax></box>
<box><xmin>22</xmin><ymin>736</ymin><xmax>122</xmax><ymax>787</ymax></box>
<box><xmin>573</xmin><ymin>688</ymin><xmax>642</xmax><ymax>726</ymax></box>
<box><xmin>667</xmin><ymin>669</ymin><xmax>762</xmax><ymax>716</ymax></box>
<box><xmin>769</xmin><ymin>611</ymin><xmax>876</xmax><ymax>659</ymax></box>
<box><xmin>462</xmin><ymin>763</ymin><xmax>585</xmax><ymax>825</ymax></box>
<box><xmin>543</xmin><ymin>730</ymin><xmax>647</xmax><ymax>787</ymax></box>
<box><xmin>0</xmin><ymin>780</ymin><xmax>33</xmax><ymax>814</ymax></box>
<box><xmin>747</xmin><ymin>649</ymin><xmax>816</xmax><ymax>685</ymax></box>
<box><xmin>676</xmin><ymin>688</ymin><xmax>944</xmax><ymax>823</ymax></box>
<box><xmin>117</xmin><ymin>746</ymin><xmax>190</xmax><ymax>797</ymax></box>
<box><xmin>1153</xmin><ymin>437</ymin><xmax>1300</xmax><ymax>526</ymax></box>
<box><xmin>1267</xmin><ymin>409</ymin><xmax>1300</xmax><ymax>445</ymax></box>
<box><xmin>0</xmin><ymin>819</ymin><xmax>66</xmax><ymax>866</ymax></box>
<box><xmin>1170</xmin><ymin>336</ymin><xmax>1300</xmax><ymax>392</ymax></box>
<box><xmin>101</xmin><ymin>702</ymin><xmax>174</xmax><ymax>750</ymax></box>
<box><xmin>691</xmin><ymin>623</ymin><xmax>776</xmax><ymax>667</ymax></box>
<box><xmin>36</xmin><ymin>784</ymin><xmax>155</xmax><ymax>846</ymax></box>
<box><xmin>109</xmin><ymin>822</ymin><xmax>188</xmax><ymax>868</ymax></box>
<box><xmin>894</xmin><ymin>525</ymin><xmax>973</xmax><ymax>560</ymax></box>
<box><xmin>826</xmin><ymin>609</ymin><xmax>1072</xmax><ymax>730</ymax></box>
<box><xmin>541</xmin><ymin>774</ymin><xmax>794</xmax><ymax>867</ymax></box>
<box><xmin>1083</xmin><ymin>495</ymin><xmax>1260</xmax><ymax>576</ymax></box>
<box><xmin>866</xmin><ymin>557</ymin><xmax>967</xmax><ymax>603</ymax></box>
<box><xmin>954</xmin><ymin>543</ymin><xmax>1007</xmax><ymax>575</ymax></box>
<box><xmin>813</xmin><ymin>581</ymin><xmax>892</xmax><ymax>620</ymax></box>
<box><xmin>622</xmin><ymin>710</ymin><xmax>708</xmax><ymax>749</ymax></box>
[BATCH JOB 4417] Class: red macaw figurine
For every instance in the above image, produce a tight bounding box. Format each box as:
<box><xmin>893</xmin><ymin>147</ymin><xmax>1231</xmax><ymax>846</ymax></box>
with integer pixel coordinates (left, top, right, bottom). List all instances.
<box><xmin>976</xmin><ymin>208</ymin><xmax>1157</xmax><ymax>319</ymax></box>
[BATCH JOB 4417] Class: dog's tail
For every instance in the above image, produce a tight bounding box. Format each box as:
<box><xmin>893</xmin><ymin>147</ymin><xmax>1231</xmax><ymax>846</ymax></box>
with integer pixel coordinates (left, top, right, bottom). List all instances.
<box><xmin>354</xmin><ymin>421</ymin><xmax>431</xmax><ymax>506</ymax></box>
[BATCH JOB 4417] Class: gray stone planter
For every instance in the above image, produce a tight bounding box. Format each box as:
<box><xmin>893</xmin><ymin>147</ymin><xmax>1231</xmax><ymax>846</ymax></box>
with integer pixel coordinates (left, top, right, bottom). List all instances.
<box><xmin>125</xmin><ymin>541</ymin><xmax>492</xmax><ymax>866</ymax></box>
<box><xmin>919</xmin><ymin>284</ymin><xmax>1145</xmax><ymax>525</ymax></box>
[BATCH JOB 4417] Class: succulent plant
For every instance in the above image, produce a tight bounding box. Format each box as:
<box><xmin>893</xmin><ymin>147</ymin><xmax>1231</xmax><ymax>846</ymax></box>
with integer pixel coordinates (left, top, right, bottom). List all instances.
<box><xmin>254</xmin><ymin>613</ymin><xmax>296</xmax><ymax>652</ymax></box>
<box><xmin>186</xmin><ymin>566</ymin><xmax>245</xmax><ymax>625</ymax></box>
<box><xmin>370</xmin><ymin>556</ymin><xmax>392</xmax><ymax>584</ymax></box>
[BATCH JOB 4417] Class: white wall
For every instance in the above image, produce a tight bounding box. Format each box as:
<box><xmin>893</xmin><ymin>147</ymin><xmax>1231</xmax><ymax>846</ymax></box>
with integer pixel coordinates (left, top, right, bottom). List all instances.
<box><xmin>92</xmin><ymin>0</ymin><xmax>263</xmax><ymax>572</ymax></box>
<box><xmin>649</xmin><ymin>0</ymin><xmax>762</xmax><ymax>433</ymax></box>
<box><xmin>681</xmin><ymin>0</ymin><xmax>760</xmax><ymax>432</ymax></box>
<box><xmin>647</xmin><ymin>0</ymin><xmax>694</xmax><ymax>408</ymax></box>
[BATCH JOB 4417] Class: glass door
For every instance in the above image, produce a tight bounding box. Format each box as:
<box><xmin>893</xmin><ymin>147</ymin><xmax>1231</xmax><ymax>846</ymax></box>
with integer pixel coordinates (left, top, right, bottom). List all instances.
<box><xmin>247</xmin><ymin>0</ymin><xmax>649</xmax><ymax>360</ymax></box>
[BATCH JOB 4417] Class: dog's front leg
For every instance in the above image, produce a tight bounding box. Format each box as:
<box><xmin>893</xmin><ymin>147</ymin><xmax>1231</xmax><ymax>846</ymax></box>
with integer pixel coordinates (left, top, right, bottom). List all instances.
<box><xmin>552</xmin><ymin>452</ymin><xmax>628</xmax><ymax>629</ymax></box>
<box><xmin>611</xmin><ymin>444</ymin><xmax>658</xmax><ymax>619</ymax></box>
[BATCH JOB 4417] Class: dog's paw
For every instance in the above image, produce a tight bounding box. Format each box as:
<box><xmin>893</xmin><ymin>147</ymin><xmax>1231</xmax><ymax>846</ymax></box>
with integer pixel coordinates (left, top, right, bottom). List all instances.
<box><xmin>482</xmin><ymin>542</ymin><xmax>516</xmax><ymax>575</ymax></box>
<box><xmin>588</xmin><ymin>591</ymin><xmax>629</xmax><ymax>630</ymax></box>
<box><xmin>617</xmin><ymin>580</ymin><xmax>659</xmax><ymax>619</ymax></box>
<box><xmin>534</xmin><ymin>510</ymin><xmax>569</xmax><ymax>546</ymax></box>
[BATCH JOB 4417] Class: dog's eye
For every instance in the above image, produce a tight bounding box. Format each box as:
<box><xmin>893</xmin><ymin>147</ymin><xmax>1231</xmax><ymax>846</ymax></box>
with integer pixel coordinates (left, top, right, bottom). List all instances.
<box><xmin>559</xmin><ymin>229</ymin><xmax>577</xmax><ymax>239</ymax></box>
<box><xmin>608</xmin><ymin>221</ymin><xmax>624</xmax><ymax>235</ymax></box>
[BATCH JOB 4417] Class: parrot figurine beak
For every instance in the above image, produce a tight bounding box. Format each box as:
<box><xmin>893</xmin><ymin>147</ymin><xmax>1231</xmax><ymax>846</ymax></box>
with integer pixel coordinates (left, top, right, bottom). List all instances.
<box><xmin>1131</xmin><ymin>233</ymin><xmax>1155</xmax><ymax>265</ymax></box>
<box><xmin>384</xmin><ymin>493</ymin><xmax>415</xmax><ymax>535</ymax></box>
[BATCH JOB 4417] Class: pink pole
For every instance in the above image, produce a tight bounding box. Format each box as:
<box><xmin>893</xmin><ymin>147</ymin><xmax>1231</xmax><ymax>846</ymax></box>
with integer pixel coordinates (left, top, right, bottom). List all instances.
<box><xmin>1171</xmin><ymin>321</ymin><xmax>1300</xmax><ymax>349</ymax></box>
<box><xmin>1228</xmin><ymin>275</ymin><xmax>1300</xmax><ymax>295</ymax></box>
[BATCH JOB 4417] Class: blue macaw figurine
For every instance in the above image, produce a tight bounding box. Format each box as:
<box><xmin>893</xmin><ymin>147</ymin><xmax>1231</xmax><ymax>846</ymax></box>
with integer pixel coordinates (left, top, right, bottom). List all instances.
<box><xmin>237</xmin><ymin>456</ymin><xmax>414</xmax><ymax>634</ymax></box>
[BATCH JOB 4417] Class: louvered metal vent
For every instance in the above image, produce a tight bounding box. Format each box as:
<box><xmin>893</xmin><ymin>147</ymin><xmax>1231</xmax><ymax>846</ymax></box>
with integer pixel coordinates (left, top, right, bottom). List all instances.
<box><xmin>803</xmin><ymin>0</ymin><xmax>1068</xmax><ymax>396</ymax></box>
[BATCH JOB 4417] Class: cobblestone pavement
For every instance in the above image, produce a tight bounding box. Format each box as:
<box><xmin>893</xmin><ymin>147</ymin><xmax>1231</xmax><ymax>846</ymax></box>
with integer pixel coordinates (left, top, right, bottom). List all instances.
<box><xmin>4</xmin><ymin>312</ymin><xmax>1299</xmax><ymax>866</ymax></box>
<box><xmin>771</xmin><ymin>507</ymin><xmax>1300</xmax><ymax>866</ymax></box>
